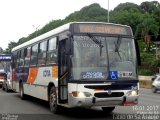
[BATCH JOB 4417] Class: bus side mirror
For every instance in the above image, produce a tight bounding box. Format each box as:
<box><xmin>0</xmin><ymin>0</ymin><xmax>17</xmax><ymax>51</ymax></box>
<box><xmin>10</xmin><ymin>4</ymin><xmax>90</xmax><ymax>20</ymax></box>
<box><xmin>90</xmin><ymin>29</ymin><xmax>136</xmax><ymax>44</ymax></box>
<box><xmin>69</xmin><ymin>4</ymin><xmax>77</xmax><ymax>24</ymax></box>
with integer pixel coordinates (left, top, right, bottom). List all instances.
<box><xmin>135</xmin><ymin>39</ymin><xmax>141</xmax><ymax>66</ymax></box>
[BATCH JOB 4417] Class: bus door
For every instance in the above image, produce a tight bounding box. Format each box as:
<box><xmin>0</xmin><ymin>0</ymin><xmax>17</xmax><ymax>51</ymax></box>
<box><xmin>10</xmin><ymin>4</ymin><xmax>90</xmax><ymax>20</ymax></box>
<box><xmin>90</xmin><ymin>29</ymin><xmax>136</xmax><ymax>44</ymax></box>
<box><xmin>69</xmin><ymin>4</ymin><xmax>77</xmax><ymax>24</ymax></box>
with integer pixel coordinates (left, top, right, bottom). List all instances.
<box><xmin>58</xmin><ymin>39</ymin><xmax>69</xmax><ymax>103</ymax></box>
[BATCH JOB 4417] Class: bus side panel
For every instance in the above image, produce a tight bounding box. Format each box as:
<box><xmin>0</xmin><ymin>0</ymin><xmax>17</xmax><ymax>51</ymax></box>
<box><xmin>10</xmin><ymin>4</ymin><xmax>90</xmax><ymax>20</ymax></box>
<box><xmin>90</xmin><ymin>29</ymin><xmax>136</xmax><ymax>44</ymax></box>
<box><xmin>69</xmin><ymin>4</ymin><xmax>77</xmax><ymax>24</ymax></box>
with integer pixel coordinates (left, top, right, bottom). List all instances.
<box><xmin>23</xmin><ymin>66</ymin><xmax>58</xmax><ymax>101</ymax></box>
<box><xmin>23</xmin><ymin>84</ymin><xmax>48</xmax><ymax>101</ymax></box>
<box><xmin>12</xmin><ymin>66</ymin><xmax>29</xmax><ymax>92</ymax></box>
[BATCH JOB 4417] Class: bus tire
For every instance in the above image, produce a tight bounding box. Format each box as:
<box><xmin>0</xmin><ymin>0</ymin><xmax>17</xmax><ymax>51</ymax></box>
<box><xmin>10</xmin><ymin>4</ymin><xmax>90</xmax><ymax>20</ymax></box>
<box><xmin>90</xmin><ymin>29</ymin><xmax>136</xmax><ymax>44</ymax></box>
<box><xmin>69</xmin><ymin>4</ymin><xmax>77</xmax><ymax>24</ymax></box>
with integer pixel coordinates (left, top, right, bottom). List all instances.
<box><xmin>49</xmin><ymin>86</ymin><xmax>60</xmax><ymax>114</ymax></box>
<box><xmin>5</xmin><ymin>84</ymin><xmax>9</xmax><ymax>92</ymax></box>
<box><xmin>19</xmin><ymin>82</ymin><xmax>26</xmax><ymax>100</ymax></box>
<box><xmin>102</xmin><ymin>107</ymin><xmax>115</xmax><ymax>113</ymax></box>
<box><xmin>2</xmin><ymin>85</ymin><xmax>5</xmax><ymax>91</ymax></box>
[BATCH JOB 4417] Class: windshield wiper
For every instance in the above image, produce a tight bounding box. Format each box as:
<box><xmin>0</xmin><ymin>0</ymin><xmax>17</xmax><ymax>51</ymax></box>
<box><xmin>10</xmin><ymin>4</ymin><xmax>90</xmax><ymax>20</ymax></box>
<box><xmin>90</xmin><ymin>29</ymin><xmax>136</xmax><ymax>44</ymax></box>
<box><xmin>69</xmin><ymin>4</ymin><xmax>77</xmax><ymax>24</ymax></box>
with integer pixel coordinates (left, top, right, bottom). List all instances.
<box><xmin>87</xmin><ymin>33</ymin><xmax>103</xmax><ymax>48</ymax></box>
<box><xmin>114</xmin><ymin>36</ymin><xmax>122</xmax><ymax>60</ymax></box>
<box><xmin>87</xmin><ymin>33</ymin><xmax>103</xmax><ymax>56</ymax></box>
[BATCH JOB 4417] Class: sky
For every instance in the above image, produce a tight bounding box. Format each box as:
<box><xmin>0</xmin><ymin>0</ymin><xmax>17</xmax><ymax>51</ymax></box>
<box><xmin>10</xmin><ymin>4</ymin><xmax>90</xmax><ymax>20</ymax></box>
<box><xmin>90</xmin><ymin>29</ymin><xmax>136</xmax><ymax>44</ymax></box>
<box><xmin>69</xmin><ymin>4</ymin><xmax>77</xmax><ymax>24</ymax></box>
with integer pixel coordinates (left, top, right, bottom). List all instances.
<box><xmin>0</xmin><ymin>0</ymin><xmax>157</xmax><ymax>50</ymax></box>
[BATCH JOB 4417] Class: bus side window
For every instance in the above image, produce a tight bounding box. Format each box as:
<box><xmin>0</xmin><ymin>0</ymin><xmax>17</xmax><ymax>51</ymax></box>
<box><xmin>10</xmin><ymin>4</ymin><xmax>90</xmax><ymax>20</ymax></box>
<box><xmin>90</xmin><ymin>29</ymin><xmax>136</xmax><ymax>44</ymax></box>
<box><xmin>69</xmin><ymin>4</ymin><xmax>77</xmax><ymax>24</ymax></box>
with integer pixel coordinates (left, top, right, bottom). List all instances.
<box><xmin>46</xmin><ymin>37</ymin><xmax>57</xmax><ymax>65</ymax></box>
<box><xmin>12</xmin><ymin>53</ymin><xmax>17</xmax><ymax>68</ymax></box>
<box><xmin>38</xmin><ymin>41</ymin><xmax>47</xmax><ymax>65</ymax></box>
<box><xmin>30</xmin><ymin>44</ymin><xmax>38</xmax><ymax>66</ymax></box>
<box><xmin>19</xmin><ymin>49</ymin><xmax>25</xmax><ymax>67</ymax></box>
<box><xmin>17</xmin><ymin>51</ymin><xmax>20</xmax><ymax>67</ymax></box>
<box><xmin>24</xmin><ymin>47</ymin><xmax>31</xmax><ymax>66</ymax></box>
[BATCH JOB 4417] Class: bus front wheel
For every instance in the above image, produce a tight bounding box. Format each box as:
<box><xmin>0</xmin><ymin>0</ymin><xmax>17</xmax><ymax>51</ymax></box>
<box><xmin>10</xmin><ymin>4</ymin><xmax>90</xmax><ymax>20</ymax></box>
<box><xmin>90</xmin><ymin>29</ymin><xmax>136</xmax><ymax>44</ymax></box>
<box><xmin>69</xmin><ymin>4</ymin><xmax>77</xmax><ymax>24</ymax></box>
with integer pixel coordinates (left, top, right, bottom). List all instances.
<box><xmin>19</xmin><ymin>82</ymin><xmax>26</xmax><ymax>100</ymax></box>
<box><xmin>102</xmin><ymin>107</ymin><xmax>115</xmax><ymax>113</ymax></box>
<box><xmin>49</xmin><ymin>86</ymin><xmax>61</xmax><ymax>114</ymax></box>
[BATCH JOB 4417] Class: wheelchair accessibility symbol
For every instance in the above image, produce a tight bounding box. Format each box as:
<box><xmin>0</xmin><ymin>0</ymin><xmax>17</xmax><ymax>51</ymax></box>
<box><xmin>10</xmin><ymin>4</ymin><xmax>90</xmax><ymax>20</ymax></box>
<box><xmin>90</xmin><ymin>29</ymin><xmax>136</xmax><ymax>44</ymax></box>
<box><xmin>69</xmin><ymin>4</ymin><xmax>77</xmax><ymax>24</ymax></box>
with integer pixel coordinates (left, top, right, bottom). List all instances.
<box><xmin>109</xmin><ymin>71</ymin><xmax>118</xmax><ymax>80</ymax></box>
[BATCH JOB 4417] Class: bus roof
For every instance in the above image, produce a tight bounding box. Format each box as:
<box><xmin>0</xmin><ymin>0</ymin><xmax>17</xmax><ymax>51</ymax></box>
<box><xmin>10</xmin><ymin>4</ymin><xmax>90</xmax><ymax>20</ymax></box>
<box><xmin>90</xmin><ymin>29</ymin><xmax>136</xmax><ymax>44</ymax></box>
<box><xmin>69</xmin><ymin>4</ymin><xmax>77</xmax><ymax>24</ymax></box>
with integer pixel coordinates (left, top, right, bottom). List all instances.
<box><xmin>12</xmin><ymin>22</ymin><xmax>131</xmax><ymax>52</ymax></box>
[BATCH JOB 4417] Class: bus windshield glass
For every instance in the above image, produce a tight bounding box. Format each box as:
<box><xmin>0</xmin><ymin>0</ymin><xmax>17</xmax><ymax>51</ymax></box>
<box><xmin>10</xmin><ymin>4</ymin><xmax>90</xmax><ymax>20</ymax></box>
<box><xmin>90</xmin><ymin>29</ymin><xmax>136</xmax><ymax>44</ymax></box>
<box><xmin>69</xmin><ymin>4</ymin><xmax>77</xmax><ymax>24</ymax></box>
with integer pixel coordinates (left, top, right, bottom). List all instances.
<box><xmin>71</xmin><ymin>35</ymin><xmax>137</xmax><ymax>81</ymax></box>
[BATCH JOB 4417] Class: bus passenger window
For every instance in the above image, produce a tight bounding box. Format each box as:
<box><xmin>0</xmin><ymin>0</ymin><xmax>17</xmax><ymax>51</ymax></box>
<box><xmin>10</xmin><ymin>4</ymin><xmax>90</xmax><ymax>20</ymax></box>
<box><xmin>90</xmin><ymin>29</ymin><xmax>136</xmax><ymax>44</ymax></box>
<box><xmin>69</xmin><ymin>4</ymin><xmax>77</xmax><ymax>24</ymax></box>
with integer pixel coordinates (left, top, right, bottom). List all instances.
<box><xmin>19</xmin><ymin>49</ymin><xmax>25</xmax><ymax>67</ymax></box>
<box><xmin>24</xmin><ymin>47</ymin><xmax>31</xmax><ymax>66</ymax></box>
<box><xmin>13</xmin><ymin>53</ymin><xmax>18</xmax><ymax>68</ymax></box>
<box><xmin>17</xmin><ymin>51</ymin><xmax>20</xmax><ymax>67</ymax></box>
<box><xmin>46</xmin><ymin>38</ymin><xmax>57</xmax><ymax>65</ymax></box>
<box><xmin>30</xmin><ymin>44</ymin><xmax>38</xmax><ymax>66</ymax></box>
<box><xmin>38</xmin><ymin>41</ymin><xmax>47</xmax><ymax>65</ymax></box>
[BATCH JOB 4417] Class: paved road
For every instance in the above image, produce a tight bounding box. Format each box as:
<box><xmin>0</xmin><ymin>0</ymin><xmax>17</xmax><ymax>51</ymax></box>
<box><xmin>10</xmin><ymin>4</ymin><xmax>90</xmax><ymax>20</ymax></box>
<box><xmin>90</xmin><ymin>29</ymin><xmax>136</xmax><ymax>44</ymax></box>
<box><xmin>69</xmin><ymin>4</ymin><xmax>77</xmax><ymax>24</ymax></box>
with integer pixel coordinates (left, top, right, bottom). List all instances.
<box><xmin>0</xmin><ymin>88</ymin><xmax>160</xmax><ymax>120</ymax></box>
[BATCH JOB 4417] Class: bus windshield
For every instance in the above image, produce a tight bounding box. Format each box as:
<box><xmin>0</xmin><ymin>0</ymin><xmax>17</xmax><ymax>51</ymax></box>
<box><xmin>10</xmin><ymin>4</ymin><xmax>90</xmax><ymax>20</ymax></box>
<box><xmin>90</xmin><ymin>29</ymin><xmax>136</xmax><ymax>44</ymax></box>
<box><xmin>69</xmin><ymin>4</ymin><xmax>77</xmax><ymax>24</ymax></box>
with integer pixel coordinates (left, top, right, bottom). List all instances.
<box><xmin>71</xmin><ymin>35</ymin><xmax>137</xmax><ymax>81</ymax></box>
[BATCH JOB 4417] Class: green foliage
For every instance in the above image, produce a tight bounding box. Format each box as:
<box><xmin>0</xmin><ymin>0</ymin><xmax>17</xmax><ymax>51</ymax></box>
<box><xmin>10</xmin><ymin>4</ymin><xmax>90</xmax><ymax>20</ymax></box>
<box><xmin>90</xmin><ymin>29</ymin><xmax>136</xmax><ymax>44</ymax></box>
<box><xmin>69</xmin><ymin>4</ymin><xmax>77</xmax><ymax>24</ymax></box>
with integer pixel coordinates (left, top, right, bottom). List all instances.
<box><xmin>138</xmin><ymin>69</ymin><xmax>155</xmax><ymax>76</ymax></box>
<box><xmin>140</xmin><ymin>1</ymin><xmax>160</xmax><ymax>13</ymax></box>
<box><xmin>153</xmin><ymin>8</ymin><xmax>160</xmax><ymax>26</ymax></box>
<box><xmin>66</xmin><ymin>3</ymin><xmax>107</xmax><ymax>22</ymax></box>
<box><xmin>135</xmin><ymin>18</ymin><xmax>159</xmax><ymax>40</ymax></box>
<box><xmin>113</xmin><ymin>2</ymin><xmax>142</xmax><ymax>13</ymax></box>
<box><xmin>138</xmin><ymin>40</ymin><xmax>160</xmax><ymax>75</ymax></box>
<box><xmin>111</xmin><ymin>11</ymin><xmax>146</xmax><ymax>33</ymax></box>
<box><xmin>151</xmin><ymin>59</ymin><xmax>160</xmax><ymax>67</ymax></box>
<box><xmin>4</xmin><ymin>41</ymin><xmax>18</xmax><ymax>53</ymax></box>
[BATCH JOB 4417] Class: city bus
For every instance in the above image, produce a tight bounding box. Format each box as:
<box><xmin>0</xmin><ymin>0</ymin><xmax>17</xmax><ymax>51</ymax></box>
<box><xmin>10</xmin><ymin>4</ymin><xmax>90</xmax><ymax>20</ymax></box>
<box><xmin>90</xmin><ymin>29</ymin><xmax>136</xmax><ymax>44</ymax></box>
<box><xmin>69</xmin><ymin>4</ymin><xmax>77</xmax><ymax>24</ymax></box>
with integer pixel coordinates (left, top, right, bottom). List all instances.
<box><xmin>11</xmin><ymin>22</ymin><xmax>140</xmax><ymax>114</ymax></box>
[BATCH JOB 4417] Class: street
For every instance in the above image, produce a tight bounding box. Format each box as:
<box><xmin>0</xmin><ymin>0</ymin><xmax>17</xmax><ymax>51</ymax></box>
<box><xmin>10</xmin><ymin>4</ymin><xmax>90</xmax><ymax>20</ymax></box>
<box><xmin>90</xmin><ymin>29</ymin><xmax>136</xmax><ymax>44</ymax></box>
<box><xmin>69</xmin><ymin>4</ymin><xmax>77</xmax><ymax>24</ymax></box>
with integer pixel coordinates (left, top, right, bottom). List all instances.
<box><xmin>0</xmin><ymin>88</ymin><xmax>160</xmax><ymax>120</ymax></box>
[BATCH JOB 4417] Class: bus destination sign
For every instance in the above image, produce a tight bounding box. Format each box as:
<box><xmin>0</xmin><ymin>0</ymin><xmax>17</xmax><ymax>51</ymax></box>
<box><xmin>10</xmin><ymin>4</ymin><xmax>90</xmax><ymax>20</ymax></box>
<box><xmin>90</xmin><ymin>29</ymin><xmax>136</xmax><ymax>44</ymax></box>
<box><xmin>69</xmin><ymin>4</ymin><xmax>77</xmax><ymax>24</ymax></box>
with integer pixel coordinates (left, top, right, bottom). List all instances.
<box><xmin>74</xmin><ymin>24</ymin><xmax>131</xmax><ymax>35</ymax></box>
<box><xmin>0</xmin><ymin>54</ymin><xmax>12</xmax><ymax>61</ymax></box>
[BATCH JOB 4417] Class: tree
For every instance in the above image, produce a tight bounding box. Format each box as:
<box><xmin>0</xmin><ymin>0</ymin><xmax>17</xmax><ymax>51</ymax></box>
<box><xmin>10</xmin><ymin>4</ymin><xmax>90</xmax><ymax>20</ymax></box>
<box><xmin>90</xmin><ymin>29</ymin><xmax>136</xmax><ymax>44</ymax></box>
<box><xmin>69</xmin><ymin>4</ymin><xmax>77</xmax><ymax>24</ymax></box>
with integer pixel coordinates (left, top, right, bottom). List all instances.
<box><xmin>110</xmin><ymin>2</ymin><xmax>145</xmax><ymax>34</ymax></box>
<box><xmin>113</xmin><ymin>2</ymin><xmax>142</xmax><ymax>13</ymax></box>
<box><xmin>4</xmin><ymin>41</ymin><xmax>17</xmax><ymax>53</ymax></box>
<box><xmin>111</xmin><ymin>11</ymin><xmax>146</xmax><ymax>34</ymax></box>
<box><xmin>140</xmin><ymin>1</ymin><xmax>160</xmax><ymax>13</ymax></box>
<box><xmin>135</xmin><ymin>18</ymin><xmax>159</xmax><ymax>51</ymax></box>
<box><xmin>65</xmin><ymin>3</ymin><xmax>107</xmax><ymax>21</ymax></box>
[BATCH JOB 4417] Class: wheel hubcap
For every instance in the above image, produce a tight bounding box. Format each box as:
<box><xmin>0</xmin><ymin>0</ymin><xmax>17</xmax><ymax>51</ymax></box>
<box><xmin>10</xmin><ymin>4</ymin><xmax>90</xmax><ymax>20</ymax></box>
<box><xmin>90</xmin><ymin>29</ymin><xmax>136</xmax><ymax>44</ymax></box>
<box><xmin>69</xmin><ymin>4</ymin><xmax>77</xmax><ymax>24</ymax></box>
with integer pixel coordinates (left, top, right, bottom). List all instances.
<box><xmin>50</xmin><ymin>92</ymin><xmax>56</xmax><ymax>111</ymax></box>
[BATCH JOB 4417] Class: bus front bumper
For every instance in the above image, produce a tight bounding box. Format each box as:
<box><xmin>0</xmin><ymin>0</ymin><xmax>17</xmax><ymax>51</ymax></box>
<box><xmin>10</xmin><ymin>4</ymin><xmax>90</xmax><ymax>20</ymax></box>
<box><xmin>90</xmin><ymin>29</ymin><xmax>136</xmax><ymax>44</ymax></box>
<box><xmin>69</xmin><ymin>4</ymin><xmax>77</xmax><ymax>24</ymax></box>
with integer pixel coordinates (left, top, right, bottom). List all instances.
<box><xmin>68</xmin><ymin>94</ymin><xmax>138</xmax><ymax>107</ymax></box>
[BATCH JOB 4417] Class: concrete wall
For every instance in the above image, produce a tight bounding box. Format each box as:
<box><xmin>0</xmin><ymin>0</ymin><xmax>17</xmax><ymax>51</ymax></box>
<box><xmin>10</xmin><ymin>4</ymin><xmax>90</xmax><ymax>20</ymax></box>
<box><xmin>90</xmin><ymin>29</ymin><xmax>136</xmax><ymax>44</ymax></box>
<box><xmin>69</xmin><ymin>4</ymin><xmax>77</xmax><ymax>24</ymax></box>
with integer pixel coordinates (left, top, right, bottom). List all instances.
<box><xmin>139</xmin><ymin>76</ymin><xmax>153</xmax><ymax>89</ymax></box>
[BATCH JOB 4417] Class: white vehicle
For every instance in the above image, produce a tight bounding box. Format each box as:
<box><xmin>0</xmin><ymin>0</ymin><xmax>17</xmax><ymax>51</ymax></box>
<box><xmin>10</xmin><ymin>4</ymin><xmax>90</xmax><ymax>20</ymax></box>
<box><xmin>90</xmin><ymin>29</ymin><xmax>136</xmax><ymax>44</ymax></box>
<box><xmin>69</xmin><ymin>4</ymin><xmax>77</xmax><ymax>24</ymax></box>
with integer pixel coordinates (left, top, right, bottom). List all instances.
<box><xmin>11</xmin><ymin>22</ymin><xmax>140</xmax><ymax>114</ymax></box>
<box><xmin>152</xmin><ymin>74</ymin><xmax>160</xmax><ymax>93</ymax></box>
<box><xmin>2</xmin><ymin>72</ymin><xmax>12</xmax><ymax>92</ymax></box>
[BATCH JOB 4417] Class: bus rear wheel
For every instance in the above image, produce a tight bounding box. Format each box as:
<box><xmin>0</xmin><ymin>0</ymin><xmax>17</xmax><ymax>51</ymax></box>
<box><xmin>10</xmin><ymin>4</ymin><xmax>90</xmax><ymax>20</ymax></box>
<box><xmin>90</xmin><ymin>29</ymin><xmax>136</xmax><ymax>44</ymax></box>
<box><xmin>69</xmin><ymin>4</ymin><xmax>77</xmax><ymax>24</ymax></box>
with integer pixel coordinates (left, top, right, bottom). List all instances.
<box><xmin>49</xmin><ymin>87</ymin><xmax>61</xmax><ymax>114</ymax></box>
<box><xmin>102</xmin><ymin>107</ymin><xmax>115</xmax><ymax>113</ymax></box>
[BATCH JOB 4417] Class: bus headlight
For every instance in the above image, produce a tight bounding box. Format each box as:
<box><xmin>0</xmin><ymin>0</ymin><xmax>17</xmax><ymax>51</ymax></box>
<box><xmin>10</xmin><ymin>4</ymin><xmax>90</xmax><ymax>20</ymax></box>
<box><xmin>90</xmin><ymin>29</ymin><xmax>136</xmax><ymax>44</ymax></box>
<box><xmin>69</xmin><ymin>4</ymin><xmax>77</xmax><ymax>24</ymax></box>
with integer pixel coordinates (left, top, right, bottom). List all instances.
<box><xmin>126</xmin><ymin>90</ymin><xmax>138</xmax><ymax>96</ymax></box>
<box><xmin>72</xmin><ymin>91</ymin><xmax>92</xmax><ymax>98</ymax></box>
<box><xmin>131</xmin><ymin>90</ymin><xmax>137</xmax><ymax>96</ymax></box>
<box><xmin>78</xmin><ymin>92</ymin><xmax>92</xmax><ymax>98</ymax></box>
<box><xmin>78</xmin><ymin>92</ymin><xmax>86</xmax><ymax>98</ymax></box>
<box><xmin>8</xmin><ymin>80</ymin><xmax>11</xmax><ymax>85</ymax></box>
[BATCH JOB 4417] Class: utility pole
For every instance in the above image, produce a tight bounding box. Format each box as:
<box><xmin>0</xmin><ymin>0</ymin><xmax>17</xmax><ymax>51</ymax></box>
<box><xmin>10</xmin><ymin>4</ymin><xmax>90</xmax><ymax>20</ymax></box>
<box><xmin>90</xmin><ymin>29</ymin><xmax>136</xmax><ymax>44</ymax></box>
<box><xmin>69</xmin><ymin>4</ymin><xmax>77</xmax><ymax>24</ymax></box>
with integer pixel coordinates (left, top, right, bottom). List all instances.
<box><xmin>108</xmin><ymin>0</ymin><xmax>110</xmax><ymax>23</ymax></box>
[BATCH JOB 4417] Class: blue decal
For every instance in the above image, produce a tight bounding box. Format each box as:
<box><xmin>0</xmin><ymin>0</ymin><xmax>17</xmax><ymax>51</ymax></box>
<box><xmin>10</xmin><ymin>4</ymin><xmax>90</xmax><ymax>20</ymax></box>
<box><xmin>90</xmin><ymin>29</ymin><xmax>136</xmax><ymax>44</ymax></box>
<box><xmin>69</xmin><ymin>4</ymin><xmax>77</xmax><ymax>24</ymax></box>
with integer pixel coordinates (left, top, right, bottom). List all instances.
<box><xmin>81</xmin><ymin>72</ymin><xmax>105</xmax><ymax>79</ymax></box>
<box><xmin>43</xmin><ymin>70</ymin><xmax>51</xmax><ymax>77</ymax></box>
<box><xmin>109</xmin><ymin>71</ymin><xmax>118</xmax><ymax>80</ymax></box>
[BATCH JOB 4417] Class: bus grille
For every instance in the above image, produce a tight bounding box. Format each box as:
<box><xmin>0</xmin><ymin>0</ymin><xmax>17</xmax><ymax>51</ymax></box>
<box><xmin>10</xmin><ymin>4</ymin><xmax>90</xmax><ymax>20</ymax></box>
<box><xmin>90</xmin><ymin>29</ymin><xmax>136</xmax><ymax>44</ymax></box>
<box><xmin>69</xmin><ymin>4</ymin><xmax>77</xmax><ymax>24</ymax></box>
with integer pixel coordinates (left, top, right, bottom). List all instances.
<box><xmin>94</xmin><ymin>92</ymin><xmax>124</xmax><ymax>98</ymax></box>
